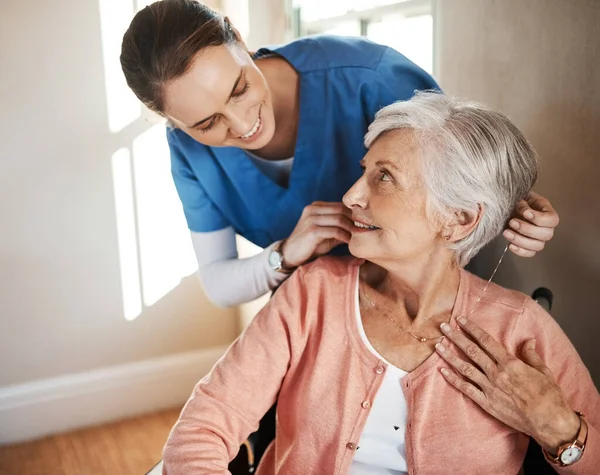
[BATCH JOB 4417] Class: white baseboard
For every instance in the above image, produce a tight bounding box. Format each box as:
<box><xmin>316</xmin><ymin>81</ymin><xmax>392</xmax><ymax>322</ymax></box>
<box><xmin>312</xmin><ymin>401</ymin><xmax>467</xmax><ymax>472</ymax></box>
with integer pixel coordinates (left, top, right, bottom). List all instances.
<box><xmin>0</xmin><ymin>346</ymin><xmax>229</xmax><ymax>445</ymax></box>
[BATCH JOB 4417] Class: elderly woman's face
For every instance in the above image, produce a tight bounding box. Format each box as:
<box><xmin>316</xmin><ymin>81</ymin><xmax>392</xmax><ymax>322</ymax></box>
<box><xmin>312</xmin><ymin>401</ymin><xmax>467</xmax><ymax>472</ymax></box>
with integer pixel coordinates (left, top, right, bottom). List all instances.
<box><xmin>343</xmin><ymin>129</ymin><xmax>442</xmax><ymax>263</ymax></box>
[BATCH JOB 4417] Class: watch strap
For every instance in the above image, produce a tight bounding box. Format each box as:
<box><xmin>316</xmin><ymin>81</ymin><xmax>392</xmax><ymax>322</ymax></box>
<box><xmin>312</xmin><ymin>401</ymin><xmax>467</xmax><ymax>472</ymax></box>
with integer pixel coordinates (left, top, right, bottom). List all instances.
<box><xmin>543</xmin><ymin>412</ymin><xmax>588</xmax><ymax>467</ymax></box>
<box><xmin>272</xmin><ymin>241</ymin><xmax>295</xmax><ymax>275</ymax></box>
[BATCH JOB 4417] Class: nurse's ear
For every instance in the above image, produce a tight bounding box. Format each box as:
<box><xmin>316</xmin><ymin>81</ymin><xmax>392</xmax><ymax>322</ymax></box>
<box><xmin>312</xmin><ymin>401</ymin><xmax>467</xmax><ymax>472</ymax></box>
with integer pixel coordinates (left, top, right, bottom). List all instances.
<box><xmin>441</xmin><ymin>205</ymin><xmax>483</xmax><ymax>243</ymax></box>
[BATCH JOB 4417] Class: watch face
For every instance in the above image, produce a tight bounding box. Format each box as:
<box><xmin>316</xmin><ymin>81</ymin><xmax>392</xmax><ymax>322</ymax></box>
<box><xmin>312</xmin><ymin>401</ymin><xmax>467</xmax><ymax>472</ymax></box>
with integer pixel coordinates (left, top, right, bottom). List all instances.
<box><xmin>560</xmin><ymin>446</ymin><xmax>583</xmax><ymax>465</ymax></box>
<box><xmin>268</xmin><ymin>250</ymin><xmax>283</xmax><ymax>269</ymax></box>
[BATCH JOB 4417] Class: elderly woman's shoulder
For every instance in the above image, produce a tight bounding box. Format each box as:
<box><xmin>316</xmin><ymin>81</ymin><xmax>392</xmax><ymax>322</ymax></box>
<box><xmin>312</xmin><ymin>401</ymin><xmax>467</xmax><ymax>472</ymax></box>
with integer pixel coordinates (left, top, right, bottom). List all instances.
<box><xmin>463</xmin><ymin>270</ymin><xmax>560</xmax><ymax>348</ymax></box>
<box><xmin>297</xmin><ymin>255</ymin><xmax>361</xmax><ymax>284</ymax></box>
<box><xmin>463</xmin><ymin>269</ymin><xmax>541</xmax><ymax>319</ymax></box>
<box><xmin>299</xmin><ymin>255</ymin><xmax>361</xmax><ymax>276</ymax></box>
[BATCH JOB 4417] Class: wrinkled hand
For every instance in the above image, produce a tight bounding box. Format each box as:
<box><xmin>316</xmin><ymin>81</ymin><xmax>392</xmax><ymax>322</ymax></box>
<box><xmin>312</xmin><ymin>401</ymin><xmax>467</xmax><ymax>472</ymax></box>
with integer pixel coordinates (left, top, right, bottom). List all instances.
<box><xmin>281</xmin><ymin>202</ymin><xmax>353</xmax><ymax>268</ymax></box>
<box><xmin>436</xmin><ymin>317</ymin><xmax>579</xmax><ymax>453</ymax></box>
<box><xmin>503</xmin><ymin>191</ymin><xmax>559</xmax><ymax>258</ymax></box>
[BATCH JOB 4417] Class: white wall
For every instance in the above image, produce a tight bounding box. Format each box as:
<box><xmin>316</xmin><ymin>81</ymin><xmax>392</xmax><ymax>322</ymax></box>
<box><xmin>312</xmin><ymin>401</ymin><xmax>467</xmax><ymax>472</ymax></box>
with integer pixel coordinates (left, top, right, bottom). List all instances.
<box><xmin>0</xmin><ymin>0</ymin><xmax>237</xmax><ymax>438</ymax></box>
<box><xmin>436</xmin><ymin>0</ymin><xmax>600</xmax><ymax>384</ymax></box>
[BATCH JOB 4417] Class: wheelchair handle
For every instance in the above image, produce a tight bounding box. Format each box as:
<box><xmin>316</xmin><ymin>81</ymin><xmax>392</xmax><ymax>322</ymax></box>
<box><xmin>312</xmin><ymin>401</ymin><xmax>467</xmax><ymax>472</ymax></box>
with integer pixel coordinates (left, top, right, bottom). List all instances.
<box><xmin>531</xmin><ymin>287</ymin><xmax>553</xmax><ymax>312</ymax></box>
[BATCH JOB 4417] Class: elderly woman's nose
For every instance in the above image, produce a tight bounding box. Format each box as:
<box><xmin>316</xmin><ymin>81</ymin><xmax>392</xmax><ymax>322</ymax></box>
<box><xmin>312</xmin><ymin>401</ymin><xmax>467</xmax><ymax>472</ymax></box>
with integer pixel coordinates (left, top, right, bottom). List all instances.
<box><xmin>343</xmin><ymin>179</ymin><xmax>367</xmax><ymax>208</ymax></box>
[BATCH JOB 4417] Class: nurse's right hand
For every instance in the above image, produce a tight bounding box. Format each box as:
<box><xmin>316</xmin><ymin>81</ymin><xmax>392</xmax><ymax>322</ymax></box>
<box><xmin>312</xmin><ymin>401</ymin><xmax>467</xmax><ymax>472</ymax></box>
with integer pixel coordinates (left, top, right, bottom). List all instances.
<box><xmin>280</xmin><ymin>202</ymin><xmax>353</xmax><ymax>269</ymax></box>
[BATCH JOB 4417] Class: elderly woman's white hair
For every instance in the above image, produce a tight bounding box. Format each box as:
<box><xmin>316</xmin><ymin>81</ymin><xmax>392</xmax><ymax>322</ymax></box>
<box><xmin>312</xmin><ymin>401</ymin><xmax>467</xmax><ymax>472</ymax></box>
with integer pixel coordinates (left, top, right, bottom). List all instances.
<box><xmin>365</xmin><ymin>91</ymin><xmax>539</xmax><ymax>266</ymax></box>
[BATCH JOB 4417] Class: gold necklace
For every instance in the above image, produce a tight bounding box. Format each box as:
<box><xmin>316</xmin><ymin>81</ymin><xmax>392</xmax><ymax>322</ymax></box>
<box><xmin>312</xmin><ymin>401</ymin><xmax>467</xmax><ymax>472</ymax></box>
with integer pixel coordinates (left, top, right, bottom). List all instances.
<box><xmin>360</xmin><ymin>245</ymin><xmax>509</xmax><ymax>343</ymax></box>
<box><xmin>360</xmin><ymin>289</ymin><xmax>445</xmax><ymax>343</ymax></box>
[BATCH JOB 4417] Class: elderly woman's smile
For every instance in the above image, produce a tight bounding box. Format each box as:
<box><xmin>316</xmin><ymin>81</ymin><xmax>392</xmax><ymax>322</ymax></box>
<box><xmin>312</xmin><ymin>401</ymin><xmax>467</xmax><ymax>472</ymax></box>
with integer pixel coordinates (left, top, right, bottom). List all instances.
<box><xmin>351</xmin><ymin>219</ymin><xmax>380</xmax><ymax>231</ymax></box>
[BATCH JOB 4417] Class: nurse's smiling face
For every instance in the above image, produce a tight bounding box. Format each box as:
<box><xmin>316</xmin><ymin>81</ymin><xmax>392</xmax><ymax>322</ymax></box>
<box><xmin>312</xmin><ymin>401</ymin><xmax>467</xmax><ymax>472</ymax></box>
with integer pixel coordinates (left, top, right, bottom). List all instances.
<box><xmin>163</xmin><ymin>43</ymin><xmax>276</xmax><ymax>150</ymax></box>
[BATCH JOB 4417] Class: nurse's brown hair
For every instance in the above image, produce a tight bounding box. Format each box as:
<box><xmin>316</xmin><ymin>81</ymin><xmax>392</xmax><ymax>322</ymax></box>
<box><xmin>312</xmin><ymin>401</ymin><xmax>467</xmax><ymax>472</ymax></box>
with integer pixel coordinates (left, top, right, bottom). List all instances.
<box><xmin>120</xmin><ymin>0</ymin><xmax>239</xmax><ymax>115</ymax></box>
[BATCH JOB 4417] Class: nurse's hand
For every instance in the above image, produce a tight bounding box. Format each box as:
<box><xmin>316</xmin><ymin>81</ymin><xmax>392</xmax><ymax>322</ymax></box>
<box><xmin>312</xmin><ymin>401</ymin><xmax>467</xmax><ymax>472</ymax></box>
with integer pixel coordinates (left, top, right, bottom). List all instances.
<box><xmin>281</xmin><ymin>202</ymin><xmax>353</xmax><ymax>268</ymax></box>
<box><xmin>503</xmin><ymin>191</ymin><xmax>559</xmax><ymax>258</ymax></box>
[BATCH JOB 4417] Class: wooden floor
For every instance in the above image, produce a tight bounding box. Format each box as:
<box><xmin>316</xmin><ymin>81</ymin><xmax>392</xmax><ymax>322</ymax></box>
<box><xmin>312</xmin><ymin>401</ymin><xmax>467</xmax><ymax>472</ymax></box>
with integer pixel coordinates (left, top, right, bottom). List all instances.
<box><xmin>0</xmin><ymin>407</ymin><xmax>181</xmax><ymax>475</ymax></box>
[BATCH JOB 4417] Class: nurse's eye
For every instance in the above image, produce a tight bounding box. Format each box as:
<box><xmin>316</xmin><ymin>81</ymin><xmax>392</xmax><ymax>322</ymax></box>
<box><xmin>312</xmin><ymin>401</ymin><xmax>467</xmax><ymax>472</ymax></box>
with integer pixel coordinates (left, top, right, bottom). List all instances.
<box><xmin>197</xmin><ymin>116</ymin><xmax>219</xmax><ymax>133</ymax></box>
<box><xmin>232</xmin><ymin>80</ymin><xmax>250</xmax><ymax>99</ymax></box>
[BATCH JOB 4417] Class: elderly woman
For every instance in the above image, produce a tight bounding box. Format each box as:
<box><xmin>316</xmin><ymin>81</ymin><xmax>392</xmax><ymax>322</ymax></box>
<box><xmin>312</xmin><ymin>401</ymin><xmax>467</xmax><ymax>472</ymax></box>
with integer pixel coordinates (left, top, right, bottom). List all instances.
<box><xmin>162</xmin><ymin>92</ymin><xmax>599</xmax><ymax>474</ymax></box>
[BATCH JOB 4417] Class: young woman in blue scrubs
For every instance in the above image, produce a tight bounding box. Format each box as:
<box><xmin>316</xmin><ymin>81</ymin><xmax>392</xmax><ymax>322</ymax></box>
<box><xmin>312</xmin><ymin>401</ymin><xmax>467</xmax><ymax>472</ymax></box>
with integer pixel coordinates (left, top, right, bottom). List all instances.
<box><xmin>121</xmin><ymin>0</ymin><xmax>559</xmax><ymax>309</ymax></box>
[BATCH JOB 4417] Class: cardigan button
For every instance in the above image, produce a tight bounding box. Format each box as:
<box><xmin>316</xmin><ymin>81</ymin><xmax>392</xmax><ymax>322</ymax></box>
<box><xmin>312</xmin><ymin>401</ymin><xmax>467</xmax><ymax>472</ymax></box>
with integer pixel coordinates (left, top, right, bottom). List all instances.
<box><xmin>346</xmin><ymin>442</ymin><xmax>356</xmax><ymax>450</ymax></box>
<box><xmin>375</xmin><ymin>365</ymin><xmax>385</xmax><ymax>374</ymax></box>
<box><xmin>361</xmin><ymin>400</ymin><xmax>371</xmax><ymax>409</ymax></box>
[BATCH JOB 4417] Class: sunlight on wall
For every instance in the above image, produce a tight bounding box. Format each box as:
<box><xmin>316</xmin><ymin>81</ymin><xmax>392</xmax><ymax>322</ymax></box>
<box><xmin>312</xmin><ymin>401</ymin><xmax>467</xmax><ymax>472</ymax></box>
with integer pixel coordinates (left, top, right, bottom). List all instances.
<box><xmin>132</xmin><ymin>126</ymin><xmax>197</xmax><ymax>307</ymax></box>
<box><xmin>103</xmin><ymin>0</ymin><xmax>200</xmax><ymax>320</ymax></box>
<box><xmin>111</xmin><ymin>148</ymin><xmax>142</xmax><ymax>321</ymax></box>
<box><xmin>98</xmin><ymin>0</ymin><xmax>142</xmax><ymax>133</ymax></box>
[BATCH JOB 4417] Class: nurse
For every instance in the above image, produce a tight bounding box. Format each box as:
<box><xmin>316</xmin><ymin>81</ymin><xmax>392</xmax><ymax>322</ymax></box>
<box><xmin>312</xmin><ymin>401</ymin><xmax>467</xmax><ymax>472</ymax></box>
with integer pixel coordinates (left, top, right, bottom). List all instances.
<box><xmin>120</xmin><ymin>0</ymin><xmax>559</xmax><ymax>308</ymax></box>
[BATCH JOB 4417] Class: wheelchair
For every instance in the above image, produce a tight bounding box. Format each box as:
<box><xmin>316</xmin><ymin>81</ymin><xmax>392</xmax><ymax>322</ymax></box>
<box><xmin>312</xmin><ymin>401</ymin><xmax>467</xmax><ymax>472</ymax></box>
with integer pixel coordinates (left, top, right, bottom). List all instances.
<box><xmin>147</xmin><ymin>287</ymin><xmax>556</xmax><ymax>475</ymax></box>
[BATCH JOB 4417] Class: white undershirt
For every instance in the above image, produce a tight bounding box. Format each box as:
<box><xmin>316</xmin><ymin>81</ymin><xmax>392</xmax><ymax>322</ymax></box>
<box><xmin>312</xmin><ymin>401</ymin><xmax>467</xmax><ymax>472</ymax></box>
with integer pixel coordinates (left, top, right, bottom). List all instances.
<box><xmin>245</xmin><ymin>152</ymin><xmax>294</xmax><ymax>188</ymax></box>
<box><xmin>191</xmin><ymin>155</ymin><xmax>294</xmax><ymax>307</ymax></box>
<box><xmin>350</xmin><ymin>276</ymin><xmax>409</xmax><ymax>475</ymax></box>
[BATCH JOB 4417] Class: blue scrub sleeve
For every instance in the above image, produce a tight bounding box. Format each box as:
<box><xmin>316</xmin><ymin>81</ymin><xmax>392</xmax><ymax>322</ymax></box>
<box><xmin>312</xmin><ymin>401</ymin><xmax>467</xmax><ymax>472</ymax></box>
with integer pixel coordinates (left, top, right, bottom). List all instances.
<box><xmin>168</xmin><ymin>134</ymin><xmax>230</xmax><ymax>233</ymax></box>
<box><xmin>365</xmin><ymin>47</ymin><xmax>441</xmax><ymax>123</ymax></box>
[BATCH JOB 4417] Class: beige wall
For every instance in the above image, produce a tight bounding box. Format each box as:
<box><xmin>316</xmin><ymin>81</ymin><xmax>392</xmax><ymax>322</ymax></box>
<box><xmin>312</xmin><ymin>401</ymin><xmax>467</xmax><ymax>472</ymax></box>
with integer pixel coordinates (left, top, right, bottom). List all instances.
<box><xmin>0</xmin><ymin>0</ymin><xmax>237</xmax><ymax>387</ymax></box>
<box><xmin>436</xmin><ymin>0</ymin><xmax>600</xmax><ymax>383</ymax></box>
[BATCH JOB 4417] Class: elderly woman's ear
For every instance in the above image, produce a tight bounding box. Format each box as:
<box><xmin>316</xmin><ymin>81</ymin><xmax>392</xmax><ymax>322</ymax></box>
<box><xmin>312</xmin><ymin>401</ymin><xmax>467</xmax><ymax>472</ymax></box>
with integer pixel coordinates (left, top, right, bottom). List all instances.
<box><xmin>443</xmin><ymin>206</ymin><xmax>483</xmax><ymax>243</ymax></box>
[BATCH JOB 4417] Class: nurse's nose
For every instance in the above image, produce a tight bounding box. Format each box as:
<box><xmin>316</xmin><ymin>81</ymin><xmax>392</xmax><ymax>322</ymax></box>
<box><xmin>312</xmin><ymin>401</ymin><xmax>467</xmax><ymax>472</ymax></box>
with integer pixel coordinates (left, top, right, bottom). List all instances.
<box><xmin>226</xmin><ymin>108</ymin><xmax>255</xmax><ymax>138</ymax></box>
<box><xmin>343</xmin><ymin>176</ymin><xmax>368</xmax><ymax>209</ymax></box>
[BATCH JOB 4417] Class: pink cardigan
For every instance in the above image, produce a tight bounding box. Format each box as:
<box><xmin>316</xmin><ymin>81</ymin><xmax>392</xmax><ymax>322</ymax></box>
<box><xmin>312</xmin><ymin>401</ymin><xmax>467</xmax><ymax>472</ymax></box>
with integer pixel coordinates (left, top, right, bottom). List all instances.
<box><xmin>163</xmin><ymin>256</ymin><xmax>600</xmax><ymax>474</ymax></box>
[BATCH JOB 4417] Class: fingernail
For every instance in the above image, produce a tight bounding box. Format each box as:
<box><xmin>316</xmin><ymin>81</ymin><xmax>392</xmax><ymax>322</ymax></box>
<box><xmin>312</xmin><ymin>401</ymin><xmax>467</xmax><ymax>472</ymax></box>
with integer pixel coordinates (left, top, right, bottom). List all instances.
<box><xmin>457</xmin><ymin>316</ymin><xmax>467</xmax><ymax>325</ymax></box>
<box><xmin>510</xmin><ymin>220</ymin><xmax>520</xmax><ymax>230</ymax></box>
<box><xmin>504</xmin><ymin>231</ymin><xmax>516</xmax><ymax>240</ymax></box>
<box><xmin>440</xmin><ymin>323</ymin><xmax>451</xmax><ymax>333</ymax></box>
<box><xmin>509</xmin><ymin>244</ymin><xmax>520</xmax><ymax>252</ymax></box>
<box><xmin>435</xmin><ymin>343</ymin><xmax>446</xmax><ymax>353</ymax></box>
<box><xmin>440</xmin><ymin>368</ymin><xmax>450</xmax><ymax>376</ymax></box>
<box><xmin>524</xmin><ymin>210</ymin><xmax>534</xmax><ymax>220</ymax></box>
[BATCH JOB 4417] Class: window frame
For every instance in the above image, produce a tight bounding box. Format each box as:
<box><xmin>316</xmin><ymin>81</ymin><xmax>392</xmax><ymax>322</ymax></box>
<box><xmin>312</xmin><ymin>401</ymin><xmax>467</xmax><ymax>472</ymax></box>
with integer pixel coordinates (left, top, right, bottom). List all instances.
<box><xmin>292</xmin><ymin>0</ymin><xmax>436</xmax><ymax>75</ymax></box>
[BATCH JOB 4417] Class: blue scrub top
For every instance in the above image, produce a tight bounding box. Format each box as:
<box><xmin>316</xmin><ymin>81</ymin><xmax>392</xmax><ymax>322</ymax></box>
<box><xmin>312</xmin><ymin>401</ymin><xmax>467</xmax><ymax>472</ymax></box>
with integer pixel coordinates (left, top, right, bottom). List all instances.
<box><xmin>168</xmin><ymin>35</ymin><xmax>439</xmax><ymax>249</ymax></box>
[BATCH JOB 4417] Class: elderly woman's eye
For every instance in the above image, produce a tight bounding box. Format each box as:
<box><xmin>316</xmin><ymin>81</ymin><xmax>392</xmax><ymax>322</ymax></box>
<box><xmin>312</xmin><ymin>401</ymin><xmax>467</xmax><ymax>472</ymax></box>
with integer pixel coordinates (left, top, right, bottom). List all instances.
<box><xmin>379</xmin><ymin>170</ymin><xmax>392</xmax><ymax>182</ymax></box>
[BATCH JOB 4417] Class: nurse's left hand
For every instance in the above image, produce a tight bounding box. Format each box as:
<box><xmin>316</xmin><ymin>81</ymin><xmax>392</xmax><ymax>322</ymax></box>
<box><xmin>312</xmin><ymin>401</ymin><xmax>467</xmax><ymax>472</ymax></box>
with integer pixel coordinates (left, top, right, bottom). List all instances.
<box><xmin>503</xmin><ymin>191</ymin><xmax>559</xmax><ymax>258</ymax></box>
<box><xmin>436</xmin><ymin>318</ymin><xmax>579</xmax><ymax>454</ymax></box>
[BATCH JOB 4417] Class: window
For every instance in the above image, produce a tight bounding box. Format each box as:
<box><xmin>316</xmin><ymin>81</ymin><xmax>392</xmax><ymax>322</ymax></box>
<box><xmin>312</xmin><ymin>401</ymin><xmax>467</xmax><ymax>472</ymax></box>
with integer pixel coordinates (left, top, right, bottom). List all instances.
<box><xmin>292</xmin><ymin>0</ymin><xmax>434</xmax><ymax>74</ymax></box>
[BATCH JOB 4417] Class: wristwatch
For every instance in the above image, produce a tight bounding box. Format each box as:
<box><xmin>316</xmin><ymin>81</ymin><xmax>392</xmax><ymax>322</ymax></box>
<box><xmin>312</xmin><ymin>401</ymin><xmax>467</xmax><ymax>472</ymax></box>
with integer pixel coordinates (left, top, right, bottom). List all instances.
<box><xmin>543</xmin><ymin>412</ymin><xmax>588</xmax><ymax>467</ymax></box>
<box><xmin>268</xmin><ymin>241</ymin><xmax>295</xmax><ymax>274</ymax></box>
